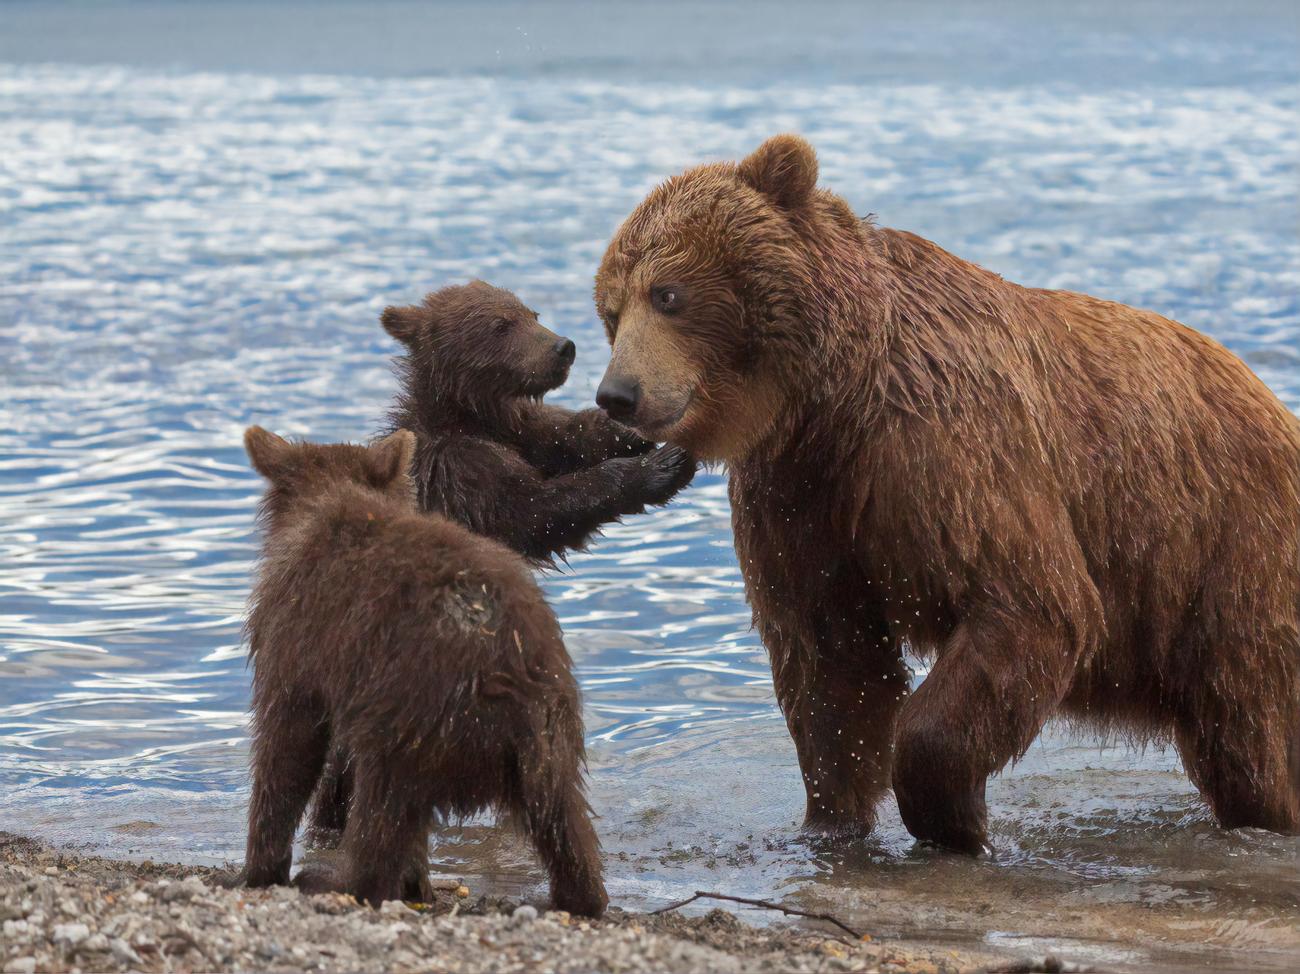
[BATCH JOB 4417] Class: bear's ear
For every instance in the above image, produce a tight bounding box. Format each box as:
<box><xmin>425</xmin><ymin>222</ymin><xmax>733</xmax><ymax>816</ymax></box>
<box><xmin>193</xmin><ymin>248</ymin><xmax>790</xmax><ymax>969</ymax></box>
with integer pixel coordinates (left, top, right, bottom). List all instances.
<box><xmin>244</xmin><ymin>426</ymin><xmax>294</xmax><ymax>481</ymax></box>
<box><xmin>380</xmin><ymin>305</ymin><xmax>424</xmax><ymax>346</ymax></box>
<box><xmin>366</xmin><ymin>429</ymin><xmax>415</xmax><ymax>488</ymax></box>
<box><xmin>737</xmin><ymin>134</ymin><xmax>819</xmax><ymax>210</ymax></box>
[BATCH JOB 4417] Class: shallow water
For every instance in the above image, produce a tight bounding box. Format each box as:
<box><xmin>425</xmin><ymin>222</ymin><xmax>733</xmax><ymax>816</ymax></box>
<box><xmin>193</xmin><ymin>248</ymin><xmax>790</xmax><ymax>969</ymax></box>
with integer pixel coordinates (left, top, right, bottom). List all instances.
<box><xmin>1</xmin><ymin>3</ymin><xmax>1298</xmax><ymax>970</ymax></box>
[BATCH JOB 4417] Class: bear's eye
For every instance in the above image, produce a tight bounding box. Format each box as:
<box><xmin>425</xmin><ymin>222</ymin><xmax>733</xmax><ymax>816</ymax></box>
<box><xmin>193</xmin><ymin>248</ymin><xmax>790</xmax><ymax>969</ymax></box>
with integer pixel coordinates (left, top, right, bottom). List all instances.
<box><xmin>651</xmin><ymin>285</ymin><xmax>684</xmax><ymax>315</ymax></box>
<box><xmin>492</xmin><ymin>318</ymin><xmax>512</xmax><ymax>335</ymax></box>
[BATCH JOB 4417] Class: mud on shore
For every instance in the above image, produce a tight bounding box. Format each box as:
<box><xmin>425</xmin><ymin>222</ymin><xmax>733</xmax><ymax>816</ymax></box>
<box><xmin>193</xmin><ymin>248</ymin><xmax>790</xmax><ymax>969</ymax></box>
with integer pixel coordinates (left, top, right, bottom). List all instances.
<box><xmin>0</xmin><ymin>833</ymin><xmax>1091</xmax><ymax>974</ymax></box>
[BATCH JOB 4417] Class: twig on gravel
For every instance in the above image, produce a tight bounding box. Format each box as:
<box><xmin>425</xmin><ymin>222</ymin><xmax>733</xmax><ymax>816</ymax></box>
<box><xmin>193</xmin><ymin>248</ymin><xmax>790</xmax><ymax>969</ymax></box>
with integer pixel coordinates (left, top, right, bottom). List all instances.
<box><xmin>651</xmin><ymin>890</ymin><xmax>866</xmax><ymax>941</ymax></box>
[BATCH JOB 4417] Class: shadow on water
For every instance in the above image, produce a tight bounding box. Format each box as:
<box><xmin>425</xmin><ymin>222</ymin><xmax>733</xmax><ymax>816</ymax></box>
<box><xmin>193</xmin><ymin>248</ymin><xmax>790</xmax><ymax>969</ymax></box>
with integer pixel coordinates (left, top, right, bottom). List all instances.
<box><xmin>1</xmin><ymin>3</ymin><xmax>1298</xmax><ymax>971</ymax></box>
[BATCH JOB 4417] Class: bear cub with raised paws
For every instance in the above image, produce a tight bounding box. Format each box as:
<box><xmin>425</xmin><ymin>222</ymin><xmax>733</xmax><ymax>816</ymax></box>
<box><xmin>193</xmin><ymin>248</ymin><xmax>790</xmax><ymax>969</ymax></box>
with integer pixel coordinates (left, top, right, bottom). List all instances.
<box><xmin>241</xmin><ymin>427</ymin><xmax>606</xmax><ymax>916</ymax></box>
<box><xmin>381</xmin><ymin>280</ymin><xmax>695</xmax><ymax>562</ymax></box>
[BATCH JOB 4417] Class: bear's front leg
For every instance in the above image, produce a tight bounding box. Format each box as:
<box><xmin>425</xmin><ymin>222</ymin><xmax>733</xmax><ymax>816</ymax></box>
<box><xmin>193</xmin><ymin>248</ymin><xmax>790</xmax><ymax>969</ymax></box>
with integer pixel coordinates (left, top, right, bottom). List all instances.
<box><xmin>769</xmin><ymin>610</ymin><xmax>909</xmax><ymax>838</ymax></box>
<box><xmin>892</xmin><ymin>615</ymin><xmax>1079</xmax><ymax>854</ymax></box>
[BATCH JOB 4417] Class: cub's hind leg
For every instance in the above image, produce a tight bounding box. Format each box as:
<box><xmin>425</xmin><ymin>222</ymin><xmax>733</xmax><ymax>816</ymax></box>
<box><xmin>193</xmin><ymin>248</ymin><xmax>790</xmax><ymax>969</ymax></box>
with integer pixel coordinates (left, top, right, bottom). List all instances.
<box><xmin>338</xmin><ymin>753</ymin><xmax>435</xmax><ymax>907</ymax></box>
<box><xmin>243</xmin><ymin>692</ymin><xmax>330</xmax><ymax>887</ymax></box>
<box><xmin>510</xmin><ymin>703</ymin><xmax>607</xmax><ymax>917</ymax></box>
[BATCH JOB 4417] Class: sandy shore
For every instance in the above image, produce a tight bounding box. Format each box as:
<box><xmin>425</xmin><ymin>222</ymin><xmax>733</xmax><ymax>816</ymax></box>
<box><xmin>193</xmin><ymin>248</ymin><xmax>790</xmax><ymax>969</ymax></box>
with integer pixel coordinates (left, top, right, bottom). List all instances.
<box><xmin>0</xmin><ymin>833</ymin><xmax>1095</xmax><ymax>974</ymax></box>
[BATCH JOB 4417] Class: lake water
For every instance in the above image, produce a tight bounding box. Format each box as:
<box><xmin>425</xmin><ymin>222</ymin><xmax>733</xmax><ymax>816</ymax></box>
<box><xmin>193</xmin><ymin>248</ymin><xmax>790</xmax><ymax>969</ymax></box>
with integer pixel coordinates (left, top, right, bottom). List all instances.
<box><xmin>1</xmin><ymin>3</ymin><xmax>1297</xmax><ymax>970</ymax></box>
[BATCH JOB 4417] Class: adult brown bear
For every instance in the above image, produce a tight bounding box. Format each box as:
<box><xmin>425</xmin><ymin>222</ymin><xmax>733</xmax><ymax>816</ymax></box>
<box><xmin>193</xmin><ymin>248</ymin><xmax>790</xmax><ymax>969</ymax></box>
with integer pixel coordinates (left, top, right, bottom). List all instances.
<box><xmin>593</xmin><ymin>134</ymin><xmax>1300</xmax><ymax>853</ymax></box>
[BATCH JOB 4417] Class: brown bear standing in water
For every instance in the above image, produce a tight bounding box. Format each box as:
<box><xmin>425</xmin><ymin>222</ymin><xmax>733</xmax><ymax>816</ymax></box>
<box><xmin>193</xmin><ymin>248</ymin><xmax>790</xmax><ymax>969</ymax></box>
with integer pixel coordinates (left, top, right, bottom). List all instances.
<box><xmin>241</xmin><ymin>427</ymin><xmax>606</xmax><ymax>915</ymax></box>
<box><xmin>307</xmin><ymin>280</ymin><xmax>695</xmax><ymax>838</ymax></box>
<box><xmin>594</xmin><ymin>134</ymin><xmax>1300</xmax><ymax>853</ymax></box>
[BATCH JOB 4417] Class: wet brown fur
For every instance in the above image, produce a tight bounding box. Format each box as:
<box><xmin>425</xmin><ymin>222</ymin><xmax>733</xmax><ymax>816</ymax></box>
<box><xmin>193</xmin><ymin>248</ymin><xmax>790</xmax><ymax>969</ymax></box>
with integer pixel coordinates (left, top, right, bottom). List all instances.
<box><xmin>382</xmin><ymin>280</ymin><xmax>694</xmax><ymax>562</ymax></box>
<box><xmin>595</xmin><ymin>134</ymin><xmax>1300</xmax><ymax>852</ymax></box>
<box><xmin>240</xmin><ymin>427</ymin><xmax>607</xmax><ymax>914</ymax></box>
<box><xmin>307</xmin><ymin>281</ymin><xmax>694</xmax><ymax>840</ymax></box>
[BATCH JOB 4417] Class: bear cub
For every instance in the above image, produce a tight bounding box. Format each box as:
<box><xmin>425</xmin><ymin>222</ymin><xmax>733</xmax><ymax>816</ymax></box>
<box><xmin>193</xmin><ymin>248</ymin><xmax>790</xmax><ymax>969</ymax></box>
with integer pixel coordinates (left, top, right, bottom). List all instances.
<box><xmin>307</xmin><ymin>280</ymin><xmax>697</xmax><ymax>840</ymax></box>
<box><xmin>241</xmin><ymin>426</ymin><xmax>606</xmax><ymax>916</ymax></box>
<box><xmin>380</xmin><ymin>280</ymin><xmax>695</xmax><ymax>562</ymax></box>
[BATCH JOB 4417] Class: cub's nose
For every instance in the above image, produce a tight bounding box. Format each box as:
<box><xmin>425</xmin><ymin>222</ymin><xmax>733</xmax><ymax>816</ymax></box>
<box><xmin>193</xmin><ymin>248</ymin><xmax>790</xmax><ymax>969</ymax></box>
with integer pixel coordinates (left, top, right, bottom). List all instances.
<box><xmin>554</xmin><ymin>338</ymin><xmax>576</xmax><ymax>363</ymax></box>
<box><xmin>596</xmin><ymin>374</ymin><xmax>640</xmax><ymax>421</ymax></box>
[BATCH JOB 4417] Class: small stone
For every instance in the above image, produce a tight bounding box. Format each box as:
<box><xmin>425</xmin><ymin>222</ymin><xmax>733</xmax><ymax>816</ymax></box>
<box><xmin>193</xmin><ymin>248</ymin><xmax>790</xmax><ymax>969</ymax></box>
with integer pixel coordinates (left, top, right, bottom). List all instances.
<box><xmin>3</xmin><ymin>958</ymin><xmax>36</xmax><ymax>974</ymax></box>
<box><xmin>110</xmin><ymin>938</ymin><xmax>143</xmax><ymax>966</ymax></box>
<box><xmin>510</xmin><ymin>904</ymin><xmax>538</xmax><ymax>926</ymax></box>
<box><xmin>80</xmin><ymin>933</ymin><xmax>110</xmax><ymax>954</ymax></box>
<box><xmin>379</xmin><ymin>899</ymin><xmax>412</xmax><ymax>916</ymax></box>
<box><xmin>43</xmin><ymin>866</ymin><xmax>58</xmax><ymax>875</ymax></box>
<box><xmin>129</xmin><ymin>890</ymin><xmax>150</xmax><ymax>906</ymax></box>
<box><xmin>160</xmin><ymin>876</ymin><xmax>206</xmax><ymax>903</ymax></box>
<box><xmin>53</xmin><ymin>921</ymin><xmax>91</xmax><ymax>946</ymax></box>
<box><xmin>2</xmin><ymin>919</ymin><xmax>29</xmax><ymax>938</ymax></box>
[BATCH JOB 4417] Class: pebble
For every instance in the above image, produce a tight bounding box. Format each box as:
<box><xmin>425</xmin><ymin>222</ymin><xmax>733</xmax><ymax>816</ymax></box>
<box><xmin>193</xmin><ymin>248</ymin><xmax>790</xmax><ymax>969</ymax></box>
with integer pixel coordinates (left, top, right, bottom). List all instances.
<box><xmin>510</xmin><ymin>904</ymin><xmax>538</xmax><ymax>926</ymax></box>
<box><xmin>3</xmin><ymin>958</ymin><xmax>37</xmax><ymax>974</ymax></box>
<box><xmin>53</xmin><ymin>921</ymin><xmax>91</xmax><ymax>946</ymax></box>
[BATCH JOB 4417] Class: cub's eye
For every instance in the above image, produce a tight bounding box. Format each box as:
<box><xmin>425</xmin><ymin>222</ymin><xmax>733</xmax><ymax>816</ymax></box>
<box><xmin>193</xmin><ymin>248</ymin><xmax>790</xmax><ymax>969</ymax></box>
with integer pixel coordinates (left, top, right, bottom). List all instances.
<box><xmin>493</xmin><ymin>318</ymin><xmax>512</xmax><ymax>335</ymax></box>
<box><xmin>651</xmin><ymin>285</ymin><xmax>684</xmax><ymax>315</ymax></box>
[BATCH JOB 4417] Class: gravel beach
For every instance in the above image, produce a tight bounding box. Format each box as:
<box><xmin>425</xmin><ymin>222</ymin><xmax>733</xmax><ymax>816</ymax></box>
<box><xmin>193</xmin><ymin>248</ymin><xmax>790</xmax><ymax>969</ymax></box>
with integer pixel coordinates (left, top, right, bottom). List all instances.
<box><xmin>0</xmin><ymin>833</ymin><xmax>1082</xmax><ymax>974</ymax></box>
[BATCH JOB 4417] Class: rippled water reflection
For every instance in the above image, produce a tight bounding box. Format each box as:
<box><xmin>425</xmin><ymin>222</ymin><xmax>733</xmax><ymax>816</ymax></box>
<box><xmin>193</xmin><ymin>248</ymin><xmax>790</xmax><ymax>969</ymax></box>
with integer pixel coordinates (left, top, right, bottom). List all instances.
<box><xmin>2</xmin><ymin>18</ymin><xmax>1298</xmax><ymax>970</ymax></box>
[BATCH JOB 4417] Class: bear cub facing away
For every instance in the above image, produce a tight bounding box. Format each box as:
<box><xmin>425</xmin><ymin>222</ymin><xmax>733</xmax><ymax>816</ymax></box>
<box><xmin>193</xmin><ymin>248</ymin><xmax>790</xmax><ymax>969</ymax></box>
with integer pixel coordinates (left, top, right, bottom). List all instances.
<box><xmin>241</xmin><ymin>426</ymin><xmax>606</xmax><ymax>916</ymax></box>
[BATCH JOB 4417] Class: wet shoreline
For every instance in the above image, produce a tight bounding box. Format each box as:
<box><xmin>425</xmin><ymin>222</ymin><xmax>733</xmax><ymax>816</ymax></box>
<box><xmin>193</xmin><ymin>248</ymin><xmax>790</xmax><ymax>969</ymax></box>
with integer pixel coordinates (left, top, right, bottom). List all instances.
<box><xmin>0</xmin><ymin>832</ymin><xmax>1030</xmax><ymax>974</ymax></box>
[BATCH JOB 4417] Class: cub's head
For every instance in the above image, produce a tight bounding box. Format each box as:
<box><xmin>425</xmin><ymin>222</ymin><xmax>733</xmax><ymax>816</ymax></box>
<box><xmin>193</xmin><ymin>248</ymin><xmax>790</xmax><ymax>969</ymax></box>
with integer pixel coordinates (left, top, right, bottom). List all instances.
<box><xmin>595</xmin><ymin>134</ymin><xmax>835</xmax><ymax>463</ymax></box>
<box><xmin>382</xmin><ymin>281</ymin><xmax>576</xmax><ymax>403</ymax></box>
<box><xmin>244</xmin><ymin>426</ymin><xmax>415</xmax><ymax>526</ymax></box>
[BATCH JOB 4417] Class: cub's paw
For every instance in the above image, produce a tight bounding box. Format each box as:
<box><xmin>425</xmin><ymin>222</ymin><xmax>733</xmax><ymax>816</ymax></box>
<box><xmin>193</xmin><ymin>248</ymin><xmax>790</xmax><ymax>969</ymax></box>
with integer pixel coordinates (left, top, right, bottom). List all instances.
<box><xmin>292</xmin><ymin>862</ymin><xmax>346</xmax><ymax>896</ymax></box>
<box><xmin>400</xmin><ymin>859</ymin><xmax>434</xmax><ymax>904</ymax></box>
<box><xmin>638</xmin><ymin>445</ymin><xmax>696</xmax><ymax>505</ymax></box>
<box><xmin>551</xmin><ymin>879</ymin><xmax>609</xmax><ymax>919</ymax></box>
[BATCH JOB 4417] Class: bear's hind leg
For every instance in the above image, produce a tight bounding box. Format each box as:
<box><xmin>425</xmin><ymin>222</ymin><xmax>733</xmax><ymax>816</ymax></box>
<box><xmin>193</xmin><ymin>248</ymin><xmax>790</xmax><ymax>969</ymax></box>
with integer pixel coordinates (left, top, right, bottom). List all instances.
<box><xmin>243</xmin><ymin>694</ymin><xmax>330</xmax><ymax>887</ymax></box>
<box><xmin>1174</xmin><ymin>677</ymin><xmax>1299</xmax><ymax>834</ymax></box>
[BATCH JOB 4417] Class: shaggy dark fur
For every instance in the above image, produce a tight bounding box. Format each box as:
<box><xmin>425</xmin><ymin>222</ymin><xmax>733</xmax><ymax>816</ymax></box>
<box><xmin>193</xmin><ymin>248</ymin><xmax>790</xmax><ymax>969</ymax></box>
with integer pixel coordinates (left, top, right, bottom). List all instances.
<box><xmin>307</xmin><ymin>280</ymin><xmax>695</xmax><ymax>840</ymax></box>
<box><xmin>240</xmin><ymin>427</ymin><xmax>606</xmax><ymax>915</ymax></box>
<box><xmin>594</xmin><ymin>134</ymin><xmax>1300</xmax><ymax>853</ymax></box>
<box><xmin>382</xmin><ymin>280</ymin><xmax>694</xmax><ymax>562</ymax></box>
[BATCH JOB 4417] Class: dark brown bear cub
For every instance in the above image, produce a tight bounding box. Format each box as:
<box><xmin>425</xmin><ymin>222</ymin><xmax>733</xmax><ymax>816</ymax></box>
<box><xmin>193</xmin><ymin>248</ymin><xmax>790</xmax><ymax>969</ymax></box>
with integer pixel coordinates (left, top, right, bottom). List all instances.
<box><xmin>307</xmin><ymin>280</ymin><xmax>696</xmax><ymax>839</ymax></box>
<box><xmin>380</xmin><ymin>280</ymin><xmax>695</xmax><ymax>562</ymax></box>
<box><xmin>241</xmin><ymin>426</ymin><xmax>606</xmax><ymax>915</ymax></box>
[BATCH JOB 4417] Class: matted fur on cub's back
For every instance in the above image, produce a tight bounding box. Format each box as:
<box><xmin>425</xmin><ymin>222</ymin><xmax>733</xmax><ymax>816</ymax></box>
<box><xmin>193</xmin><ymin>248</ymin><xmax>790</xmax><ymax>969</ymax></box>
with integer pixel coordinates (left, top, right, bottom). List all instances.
<box><xmin>239</xmin><ymin>426</ymin><xmax>606</xmax><ymax>915</ymax></box>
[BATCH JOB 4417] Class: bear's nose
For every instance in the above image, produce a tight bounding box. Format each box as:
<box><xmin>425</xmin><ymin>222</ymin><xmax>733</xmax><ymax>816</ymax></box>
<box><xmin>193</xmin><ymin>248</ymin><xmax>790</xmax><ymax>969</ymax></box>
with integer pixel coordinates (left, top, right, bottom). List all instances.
<box><xmin>596</xmin><ymin>375</ymin><xmax>640</xmax><ymax>421</ymax></box>
<box><xmin>554</xmin><ymin>338</ymin><xmax>576</xmax><ymax>363</ymax></box>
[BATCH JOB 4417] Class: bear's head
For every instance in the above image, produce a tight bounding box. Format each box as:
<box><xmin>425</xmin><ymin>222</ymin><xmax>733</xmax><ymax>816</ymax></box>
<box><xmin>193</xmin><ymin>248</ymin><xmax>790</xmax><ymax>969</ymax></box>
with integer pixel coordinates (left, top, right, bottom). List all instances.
<box><xmin>595</xmin><ymin>134</ymin><xmax>862</xmax><ymax>462</ymax></box>
<box><xmin>382</xmin><ymin>281</ymin><xmax>577</xmax><ymax>404</ymax></box>
<box><xmin>244</xmin><ymin>426</ymin><xmax>415</xmax><ymax>527</ymax></box>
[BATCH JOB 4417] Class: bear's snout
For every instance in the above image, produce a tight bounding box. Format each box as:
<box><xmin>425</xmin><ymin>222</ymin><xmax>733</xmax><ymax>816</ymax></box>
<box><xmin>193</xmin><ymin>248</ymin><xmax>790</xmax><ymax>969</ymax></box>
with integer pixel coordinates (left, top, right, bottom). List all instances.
<box><xmin>595</xmin><ymin>374</ymin><xmax>640</xmax><ymax>422</ymax></box>
<box><xmin>554</xmin><ymin>338</ymin><xmax>576</xmax><ymax>364</ymax></box>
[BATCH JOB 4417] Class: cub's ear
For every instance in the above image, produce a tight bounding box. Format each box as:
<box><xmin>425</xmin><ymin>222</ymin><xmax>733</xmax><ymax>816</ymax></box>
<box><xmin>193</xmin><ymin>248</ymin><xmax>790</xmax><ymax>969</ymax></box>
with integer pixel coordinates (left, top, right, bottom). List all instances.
<box><xmin>737</xmin><ymin>134</ymin><xmax>818</xmax><ymax>210</ymax></box>
<box><xmin>367</xmin><ymin>429</ymin><xmax>416</xmax><ymax>487</ymax></box>
<box><xmin>380</xmin><ymin>305</ymin><xmax>424</xmax><ymax>345</ymax></box>
<box><xmin>244</xmin><ymin>426</ymin><xmax>294</xmax><ymax>480</ymax></box>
